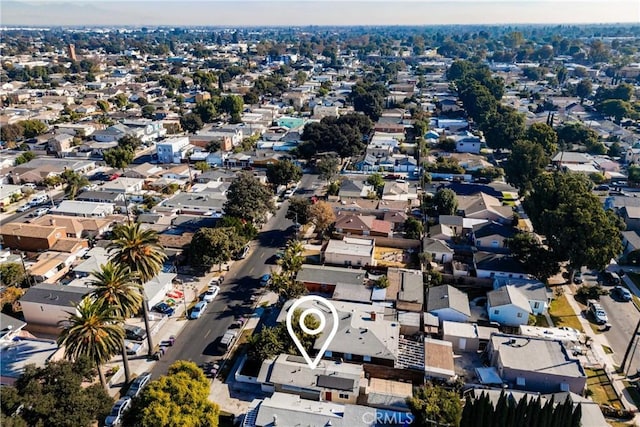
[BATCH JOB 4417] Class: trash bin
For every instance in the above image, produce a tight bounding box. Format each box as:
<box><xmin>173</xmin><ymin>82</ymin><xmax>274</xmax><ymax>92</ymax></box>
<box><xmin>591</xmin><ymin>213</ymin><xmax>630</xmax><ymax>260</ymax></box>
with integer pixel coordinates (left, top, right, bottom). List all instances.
<box><xmin>153</xmin><ymin>351</ymin><xmax>162</xmax><ymax>360</ymax></box>
<box><xmin>168</xmin><ymin>336</ymin><xmax>176</xmax><ymax>346</ymax></box>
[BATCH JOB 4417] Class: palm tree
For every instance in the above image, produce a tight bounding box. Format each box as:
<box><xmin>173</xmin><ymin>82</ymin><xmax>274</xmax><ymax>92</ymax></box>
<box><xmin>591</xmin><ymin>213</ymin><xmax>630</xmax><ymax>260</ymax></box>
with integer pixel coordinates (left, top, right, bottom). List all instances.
<box><xmin>89</xmin><ymin>261</ymin><xmax>142</xmax><ymax>383</ymax></box>
<box><xmin>108</xmin><ymin>222</ymin><xmax>167</xmax><ymax>356</ymax></box>
<box><xmin>58</xmin><ymin>297</ymin><xmax>124</xmax><ymax>389</ymax></box>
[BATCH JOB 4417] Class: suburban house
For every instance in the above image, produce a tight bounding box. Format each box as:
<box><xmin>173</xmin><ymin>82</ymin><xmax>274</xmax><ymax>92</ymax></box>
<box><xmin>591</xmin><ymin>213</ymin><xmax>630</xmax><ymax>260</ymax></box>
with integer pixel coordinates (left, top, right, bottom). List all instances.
<box><xmin>620</xmin><ymin>206</ymin><xmax>640</xmax><ymax>232</ymax></box>
<box><xmin>30</xmin><ymin>215</ymin><xmax>112</xmax><ymax>239</ymax></box>
<box><xmin>442</xmin><ymin>321</ymin><xmax>499</xmax><ymax>353</ymax></box>
<box><xmin>295</xmin><ymin>264</ymin><xmax>367</xmax><ymax>294</ymax></box>
<box><xmin>487</xmin><ymin>334</ymin><xmax>587</xmax><ymax>394</ymax></box>
<box><xmin>50</xmin><ymin>200</ymin><xmax>115</xmax><ymax>218</ymax></box>
<box><xmin>454</xmin><ymin>133</ymin><xmax>483</xmax><ymax>154</ymax></box>
<box><xmin>472</xmin><ymin>222</ymin><xmax>516</xmax><ymax>252</ymax></box>
<box><xmin>72</xmin><ymin>247</ymin><xmax>110</xmax><ymax>278</ymax></box>
<box><xmin>422</xmin><ymin>238</ymin><xmax>454</xmax><ymax>264</ymax></box>
<box><xmin>122</xmin><ymin>162</ymin><xmax>164</xmax><ymax>179</ymax></box>
<box><xmin>143</xmin><ymin>272</ymin><xmax>177</xmax><ymax>310</ymax></box>
<box><xmin>334</xmin><ymin>213</ymin><xmax>393</xmax><ymax>237</ymax></box>
<box><xmin>456</xmin><ymin>193</ymin><xmax>514</xmax><ymax>224</ymax></box>
<box><xmin>1</xmin><ymin>223</ymin><xmax>67</xmax><ymax>251</ymax></box>
<box><xmin>493</xmin><ymin>278</ymin><xmax>551</xmax><ymax>316</ymax></box>
<box><xmin>381</xmin><ymin>180</ymin><xmax>418</xmax><ymax>201</ymax></box>
<box><xmin>622</xmin><ymin>230</ymin><xmax>640</xmax><ymax>256</ymax></box>
<box><xmin>474</xmin><ymin>252</ymin><xmax>529</xmax><ymax>279</ymax></box>
<box><xmin>487</xmin><ymin>285</ymin><xmax>533</xmax><ymax>326</ymax></box>
<box><xmin>0</xmin><ymin>335</ymin><xmax>60</xmax><ymax>386</ymax></box>
<box><xmin>0</xmin><ymin>184</ymin><xmax>22</xmax><ymax>209</ymax></box>
<box><xmin>338</xmin><ymin>179</ymin><xmax>375</xmax><ymax>199</ymax></box>
<box><xmin>277</xmin><ymin>300</ymin><xmax>399</xmax><ymax>367</ymax></box>
<box><xmin>426</xmin><ymin>285</ymin><xmax>471</xmax><ymax>324</ymax></box>
<box><xmin>19</xmin><ymin>283</ymin><xmax>90</xmax><ymax>328</ymax></box>
<box><xmin>100</xmin><ymin>177</ymin><xmax>145</xmax><ymax>194</ymax></box>
<box><xmin>257</xmin><ymin>354</ymin><xmax>365</xmax><ymax>404</ymax></box>
<box><xmin>157</xmin><ymin>192</ymin><xmax>226</xmax><ymax>216</ymax></box>
<box><xmin>156</xmin><ymin>136</ymin><xmax>192</xmax><ymax>164</ymax></box>
<box><xmin>387</xmin><ymin>267</ymin><xmax>424</xmax><ymax>312</ymax></box>
<box><xmin>323</xmin><ymin>237</ymin><xmax>375</xmax><ymax>267</ymax></box>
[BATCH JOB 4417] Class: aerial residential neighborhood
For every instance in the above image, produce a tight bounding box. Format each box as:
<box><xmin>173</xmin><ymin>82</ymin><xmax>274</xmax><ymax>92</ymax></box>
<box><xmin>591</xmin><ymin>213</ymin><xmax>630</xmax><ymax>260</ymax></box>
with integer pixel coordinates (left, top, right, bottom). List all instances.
<box><xmin>1</xmin><ymin>4</ymin><xmax>640</xmax><ymax>427</ymax></box>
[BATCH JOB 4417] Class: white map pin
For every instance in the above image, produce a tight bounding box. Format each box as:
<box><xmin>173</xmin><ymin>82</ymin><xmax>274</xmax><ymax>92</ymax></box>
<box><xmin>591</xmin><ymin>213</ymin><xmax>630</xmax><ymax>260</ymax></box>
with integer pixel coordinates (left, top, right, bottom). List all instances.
<box><xmin>286</xmin><ymin>295</ymin><xmax>339</xmax><ymax>370</ymax></box>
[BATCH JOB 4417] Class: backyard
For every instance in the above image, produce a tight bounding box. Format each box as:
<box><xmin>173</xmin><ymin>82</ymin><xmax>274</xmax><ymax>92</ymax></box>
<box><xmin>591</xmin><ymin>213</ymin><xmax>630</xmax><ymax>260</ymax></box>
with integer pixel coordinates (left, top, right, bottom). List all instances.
<box><xmin>585</xmin><ymin>368</ymin><xmax>623</xmax><ymax>410</ymax></box>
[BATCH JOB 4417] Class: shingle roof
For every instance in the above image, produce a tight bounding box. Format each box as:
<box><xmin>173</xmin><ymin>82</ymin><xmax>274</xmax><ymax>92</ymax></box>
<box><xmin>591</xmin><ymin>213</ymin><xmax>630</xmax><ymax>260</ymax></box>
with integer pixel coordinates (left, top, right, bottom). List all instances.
<box><xmin>20</xmin><ymin>283</ymin><xmax>90</xmax><ymax>307</ymax></box>
<box><xmin>427</xmin><ymin>285</ymin><xmax>471</xmax><ymax>317</ymax></box>
<box><xmin>487</xmin><ymin>285</ymin><xmax>531</xmax><ymax>312</ymax></box>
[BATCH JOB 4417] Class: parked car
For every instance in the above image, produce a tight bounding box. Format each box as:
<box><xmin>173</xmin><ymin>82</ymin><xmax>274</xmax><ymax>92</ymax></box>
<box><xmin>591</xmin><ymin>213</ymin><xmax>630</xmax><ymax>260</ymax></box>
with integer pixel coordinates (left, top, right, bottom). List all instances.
<box><xmin>209</xmin><ymin>275</ymin><xmax>224</xmax><ymax>286</ymax></box>
<box><xmin>16</xmin><ymin>204</ymin><xmax>30</xmax><ymax>213</ymax></box>
<box><xmin>602</xmin><ymin>271</ymin><xmax>621</xmax><ymax>285</ymax></box>
<box><xmin>201</xmin><ymin>285</ymin><xmax>220</xmax><ymax>303</ymax></box>
<box><xmin>190</xmin><ymin>301</ymin><xmax>208</xmax><ymax>319</ymax></box>
<box><xmin>104</xmin><ymin>397</ymin><xmax>132</xmax><ymax>427</ymax></box>
<box><xmin>152</xmin><ymin>302</ymin><xmax>175</xmax><ymax>317</ymax></box>
<box><xmin>124</xmin><ymin>324</ymin><xmax>147</xmax><ymax>342</ymax></box>
<box><xmin>31</xmin><ymin>207</ymin><xmax>49</xmax><ymax>217</ymax></box>
<box><xmin>611</xmin><ymin>286</ymin><xmax>632</xmax><ymax>302</ymax></box>
<box><xmin>260</xmin><ymin>274</ymin><xmax>271</xmax><ymax>286</ymax></box>
<box><xmin>219</xmin><ymin>329</ymin><xmax>238</xmax><ymax>351</ymax></box>
<box><xmin>284</xmin><ymin>189</ymin><xmax>295</xmax><ymax>199</ymax></box>
<box><xmin>573</xmin><ymin>272</ymin><xmax>583</xmax><ymax>284</ymax></box>
<box><xmin>235</xmin><ymin>245</ymin><xmax>250</xmax><ymax>260</ymax></box>
<box><xmin>587</xmin><ymin>299</ymin><xmax>608</xmax><ymax>324</ymax></box>
<box><xmin>125</xmin><ymin>372</ymin><xmax>152</xmax><ymax>398</ymax></box>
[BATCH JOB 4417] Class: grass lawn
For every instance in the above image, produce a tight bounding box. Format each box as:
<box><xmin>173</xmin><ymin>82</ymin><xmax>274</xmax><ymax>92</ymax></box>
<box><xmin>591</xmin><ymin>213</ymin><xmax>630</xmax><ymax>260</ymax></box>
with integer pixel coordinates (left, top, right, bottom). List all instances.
<box><xmin>585</xmin><ymin>368</ymin><xmax>623</xmax><ymax>409</ymax></box>
<box><xmin>548</xmin><ymin>294</ymin><xmax>584</xmax><ymax>333</ymax></box>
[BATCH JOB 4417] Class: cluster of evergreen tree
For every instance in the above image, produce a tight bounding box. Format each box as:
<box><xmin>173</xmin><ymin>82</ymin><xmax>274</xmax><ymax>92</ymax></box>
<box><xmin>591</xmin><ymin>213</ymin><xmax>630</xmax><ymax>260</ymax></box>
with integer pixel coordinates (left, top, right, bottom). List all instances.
<box><xmin>461</xmin><ymin>391</ymin><xmax>581</xmax><ymax>427</ymax></box>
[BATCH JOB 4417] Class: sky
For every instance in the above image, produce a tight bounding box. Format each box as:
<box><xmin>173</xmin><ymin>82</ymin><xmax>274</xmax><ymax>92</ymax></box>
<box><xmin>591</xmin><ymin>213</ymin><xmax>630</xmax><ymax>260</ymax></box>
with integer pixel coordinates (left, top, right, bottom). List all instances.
<box><xmin>2</xmin><ymin>0</ymin><xmax>639</xmax><ymax>27</ymax></box>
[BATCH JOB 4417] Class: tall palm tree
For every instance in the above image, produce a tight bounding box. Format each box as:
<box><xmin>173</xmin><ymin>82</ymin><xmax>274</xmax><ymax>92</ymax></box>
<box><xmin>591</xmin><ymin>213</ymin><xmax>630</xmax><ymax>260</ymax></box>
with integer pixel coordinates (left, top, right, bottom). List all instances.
<box><xmin>89</xmin><ymin>261</ymin><xmax>142</xmax><ymax>383</ymax></box>
<box><xmin>58</xmin><ymin>297</ymin><xmax>124</xmax><ymax>389</ymax></box>
<box><xmin>108</xmin><ymin>222</ymin><xmax>167</xmax><ymax>356</ymax></box>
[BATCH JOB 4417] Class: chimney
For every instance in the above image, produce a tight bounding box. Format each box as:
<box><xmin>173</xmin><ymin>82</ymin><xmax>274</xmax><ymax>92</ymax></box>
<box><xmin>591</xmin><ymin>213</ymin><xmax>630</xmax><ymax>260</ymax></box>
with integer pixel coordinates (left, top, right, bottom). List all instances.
<box><xmin>370</xmin><ymin>311</ymin><xmax>376</xmax><ymax>321</ymax></box>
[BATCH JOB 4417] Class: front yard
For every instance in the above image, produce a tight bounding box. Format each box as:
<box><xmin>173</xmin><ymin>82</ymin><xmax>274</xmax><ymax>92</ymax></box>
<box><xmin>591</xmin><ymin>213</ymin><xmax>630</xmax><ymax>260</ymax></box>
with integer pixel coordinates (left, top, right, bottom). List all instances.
<box><xmin>548</xmin><ymin>293</ymin><xmax>584</xmax><ymax>333</ymax></box>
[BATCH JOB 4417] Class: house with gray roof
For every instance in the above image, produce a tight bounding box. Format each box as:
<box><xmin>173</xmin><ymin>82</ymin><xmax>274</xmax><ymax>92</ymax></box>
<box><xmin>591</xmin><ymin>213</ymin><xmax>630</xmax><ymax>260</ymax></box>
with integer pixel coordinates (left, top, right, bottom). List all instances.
<box><xmin>488</xmin><ymin>334</ymin><xmax>587</xmax><ymax>394</ymax></box>
<box><xmin>277</xmin><ymin>300</ymin><xmax>399</xmax><ymax>367</ymax></box>
<box><xmin>1</xmin><ymin>337</ymin><xmax>59</xmax><ymax>386</ymax></box>
<box><xmin>257</xmin><ymin>354</ymin><xmax>365</xmax><ymax>403</ymax></box>
<box><xmin>493</xmin><ymin>277</ymin><xmax>551</xmax><ymax>316</ymax></box>
<box><xmin>19</xmin><ymin>283</ymin><xmax>90</xmax><ymax>328</ymax></box>
<box><xmin>387</xmin><ymin>267</ymin><xmax>424</xmax><ymax>312</ymax></box>
<box><xmin>157</xmin><ymin>191</ymin><xmax>226</xmax><ymax>217</ymax></box>
<box><xmin>323</xmin><ymin>237</ymin><xmax>375</xmax><ymax>268</ymax></box>
<box><xmin>487</xmin><ymin>285</ymin><xmax>532</xmax><ymax>326</ymax></box>
<box><xmin>0</xmin><ymin>313</ymin><xmax>26</xmax><ymax>341</ymax></box>
<box><xmin>422</xmin><ymin>238</ymin><xmax>454</xmax><ymax>264</ymax></box>
<box><xmin>338</xmin><ymin>179</ymin><xmax>374</xmax><ymax>199</ymax></box>
<box><xmin>296</xmin><ymin>264</ymin><xmax>367</xmax><ymax>295</ymax></box>
<box><xmin>243</xmin><ymin>392</ymin><xmax>412</xmax><ymax>427</ymax></box>
<box><xmin>50</xmin><ymin>200</ymin><xmax>115</xmax><ymax>218</ymax></box>
<box><xmin>426</xmin><ymin>285</ymin><xmax>471</xmax><ymax>324</ymax></box>
<box><xmin>474</xmin><ymin>251</ymin><xmax>530</xmax><ymax>279</ymax></box>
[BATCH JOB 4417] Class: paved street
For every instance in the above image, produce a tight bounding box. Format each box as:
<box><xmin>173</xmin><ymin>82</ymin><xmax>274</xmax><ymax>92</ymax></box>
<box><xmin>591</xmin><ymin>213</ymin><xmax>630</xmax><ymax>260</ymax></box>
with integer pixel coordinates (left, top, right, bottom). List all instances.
<box><xmin>599</xmin><ymin>292</ymin><xmax>640</xmax><ymax>371</ymax></box>
<box><xmin>150</xmin><ymin>173</ymin><xmax>318</xmax><ymax>377</ymax></box>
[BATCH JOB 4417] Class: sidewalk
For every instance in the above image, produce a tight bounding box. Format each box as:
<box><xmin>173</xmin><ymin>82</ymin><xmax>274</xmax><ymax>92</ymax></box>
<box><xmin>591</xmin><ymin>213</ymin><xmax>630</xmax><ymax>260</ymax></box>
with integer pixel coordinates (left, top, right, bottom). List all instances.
<box><xmin>561</xmin><ymin>284</ymin><xmax>640</xmax><ymax>424</ymax></box>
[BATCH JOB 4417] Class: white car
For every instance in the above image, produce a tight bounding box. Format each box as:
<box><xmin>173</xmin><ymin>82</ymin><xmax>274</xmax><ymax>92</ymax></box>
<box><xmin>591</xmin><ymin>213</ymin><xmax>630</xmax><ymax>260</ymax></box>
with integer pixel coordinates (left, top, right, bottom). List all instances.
<box><xmin>32</xmin><ymin>208</ymin><xmax>49</xmax><ymax>217</ymax></box>
<box><xmin>202</xmin><ymin>285</ymin><xmax>220</xmax><ymax>302</ymax></box>
<box><xmin>16</xmin><ymin>205</ymin><xmax>31</xmax><ymax>213</ymax></box>
<box><xmin>284</xmin><ymin>189</ymin><xmax>295</xmax><ymax>199</ymax></box>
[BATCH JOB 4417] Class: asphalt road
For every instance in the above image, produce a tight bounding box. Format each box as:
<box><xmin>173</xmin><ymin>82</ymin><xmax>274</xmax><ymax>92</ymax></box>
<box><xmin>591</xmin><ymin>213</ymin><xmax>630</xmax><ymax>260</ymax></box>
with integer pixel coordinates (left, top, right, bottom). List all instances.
<box><xmin>150</xmin><ymin>173</ymin><xmax>319</xmax><ymax>376</ymax></box>
<box><xmin>598</xmin><ymin>292</ymin><xmax>640</xmax><ymax>371</ymax></box>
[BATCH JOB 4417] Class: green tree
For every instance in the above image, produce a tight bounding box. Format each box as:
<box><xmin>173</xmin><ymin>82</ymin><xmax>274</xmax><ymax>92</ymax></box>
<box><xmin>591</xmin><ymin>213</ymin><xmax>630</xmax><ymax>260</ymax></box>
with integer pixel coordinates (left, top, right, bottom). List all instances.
<box><xmin>523</xmin><ymin>172</ymin><xmax>624</xmax><ymax>273</ymax></box>
<box><xmin>216</xmin><ymin>216</ymin><xmax>257</xmax><ymax>242</ymax></box>
<box><xmin>194</xmin><ymin>161</ymin><xmax>210</xmax><ymax>172</ymax></box>
<box><xmin>506</xmin><ymin>232</ymin><xmax>560</xmax><ymax>282</ymax></box>
<box><xmin>598</xmin><ymin>99</ymin><xmax>635</xmax><ymax>123</ymax></box>
<box><xmin>628</xmin><ymin>165</ymin><xmax>640</xmax><ymax>186</ymax></box>
<box><xmin>433</xmin><ymin>188</ymin><xmax>458</xmax><ymax>216</ymax></box>
<box><xmin>57</xmin><ymin>298</ymin><xmax>124</xmax><ymax>389</ymax></box>
<box><xmin>19</xmin><ymin>119</ymin><xmax>48</xmax><ymax>138</ymax></box>
<box><xmin>481</xmin><ymin>105</ymin><xmax>525</xmax><ymax>151</ymax></box>
<box><xmin>97</xmin><ymin>99</ymin><xmax>110</xmax><ymax>113</ymax></box>
<box><xmin>220</xmin><ymin>95</ymin><xmax>244</xmax><ymax>123</ymax></box>
<box><xmin>14</xmin><ymin>151</ymin><xmax>35</xmax><ymax>166</ymax></box>
<box><xmin>108</xmin><ymin>222</ymin><xmax>167</xmax><ymax>356</ymax></box>
<box><xmin>141</xmin><ymin>104</ymin><xmax>156</xmax><ymax>119</ymax></box>
<box><xmin>180</xmin><ymin>113</ymin><xmax>204</xmax><ymax>134</ymax></box>
<box><xmin>267</xmin><ymin>270</ymin><xmax>307</xmax><ymax>302</ymax></box>
<box><xmin>0</xmin><ymin>262</ymin><xmax>26</xmax><ymax>287</ymax></box>
<box><xmin>504</xmin><ymin>140</ymin><xmax>550</xmax><ymax>196</ymax></box>
<box><xmin>525</xmin><ymin>122</ymin><xmax>558</xmax><ymax>156</ymax></box>
<box><xmin>316</xmin><ymin>155</ymin><xmax>341</xmax><ymax>181</ymax></box>
<box><xmin>193</xmin><ymin>100</ymin><xmax>218</xmax><ymax>123</ymax></box>
<box><xmin>404</xmin><ymin>217</ymin><xmax>424</xmax><ymax>240</ymax></box>
<box><xmin>1</xmin><ymin>358</ymin><xmax>113</xmax><ymax>427</ymax></box>
<box><xmin>247</xmin><ymin>309</ymin><xmax>318</xmax><ymax>362</ymax></box>
<box><xmin>88</xmin><ymin>262</ymin><xmax>142</xmax><ymax>384</ymax></box>
<box><xmin>277</xmin><ymin>239</ymin><xmax>305</xmax><ymax>277</ymax></box>
<box><xmin>286</xmin><ymin>197</ymin><xmax>311</xmax><ymax>225</ymax></box>
<box><xmin>266</xmin><ymin>159</ymin><xmax>302</xmax><ymax>188</ymax></box>
<box><xmin>576</xmin><ymin>79</ymin><xmax>593</xmax><ymax>104</ymax></box>
<box><xmin>556</xmin><ymin>122</ymin><xmax>603</xmax><ymax>154</ymax></box>
<box><xmin>366</xmin><ymin>173</ymin><xmax>385</xmax><ymax>193</ymax></box>
<box><xmin>60</xmin><ymin>169</ymin><xmax>89</xmax><ymax>200</ymax></box>
<box><xmin>103</xmin><ymin>146</ymin><xmax>134</xmax><ymax>171</ymax></box>
<box><xmin>118</xmin><ymin>134</ymin><xmax>142</xmax><ymax>151</ymax></box>
<box><xmin>124</xmin><ymin>361</ymin><xmax>219</xmax><ymax>427</ymax></box>
<box><xmin>407</xmin><ymin>383</ymin><xmax>463</xmax><ymax>427</ymax></box>
<box><xmin>224</xmin><ymin>171</ymin><xmax>275</xmax><ymax>225</ymax></box>
<box><xmin>189</xmin><ymin>227</ymin><xmax>244</xmax><ymax>271</ymax></box>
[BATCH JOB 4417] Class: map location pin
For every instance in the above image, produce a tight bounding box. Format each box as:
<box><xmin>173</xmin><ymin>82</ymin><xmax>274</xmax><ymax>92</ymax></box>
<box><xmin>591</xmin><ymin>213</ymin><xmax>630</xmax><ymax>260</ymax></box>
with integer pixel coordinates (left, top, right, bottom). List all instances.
<box><xmin>286</xmin><ymin>295</ymin><xmax>339</xmax><ymax>370</ymax></box>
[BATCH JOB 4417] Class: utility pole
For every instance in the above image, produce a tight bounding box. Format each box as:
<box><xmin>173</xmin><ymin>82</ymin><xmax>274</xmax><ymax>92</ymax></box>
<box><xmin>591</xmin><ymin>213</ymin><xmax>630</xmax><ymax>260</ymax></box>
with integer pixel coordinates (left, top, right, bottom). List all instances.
<box><xmin>620</xmin><ymin>318</ymin><xmax>640</xmax><ymax>375</ymax></box>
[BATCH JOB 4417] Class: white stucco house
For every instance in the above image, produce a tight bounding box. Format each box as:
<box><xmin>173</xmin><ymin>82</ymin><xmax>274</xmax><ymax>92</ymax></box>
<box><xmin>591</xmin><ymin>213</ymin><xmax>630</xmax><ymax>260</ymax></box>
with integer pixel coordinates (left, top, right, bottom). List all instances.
<box><xmin>487</xmin><ymin>285</ymin><xmax>532</xmax><ymax>326</ymax></box>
